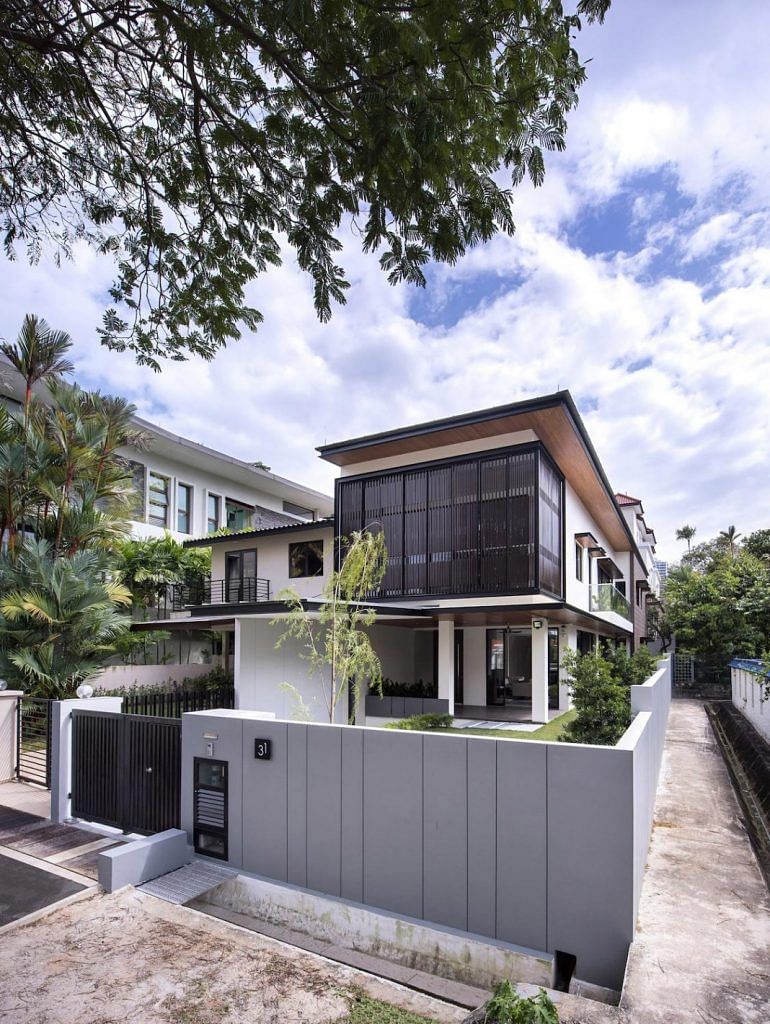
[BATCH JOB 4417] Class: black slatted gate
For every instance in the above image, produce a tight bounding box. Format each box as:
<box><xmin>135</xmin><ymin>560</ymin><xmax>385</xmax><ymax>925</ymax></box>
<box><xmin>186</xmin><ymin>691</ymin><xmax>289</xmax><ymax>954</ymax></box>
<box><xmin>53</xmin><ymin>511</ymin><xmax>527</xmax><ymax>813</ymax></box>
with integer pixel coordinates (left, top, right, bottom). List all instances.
<box><xmin>71</xmin><ymin>710</ymin><xmax>181</xmax><ymax>834</ymax></box>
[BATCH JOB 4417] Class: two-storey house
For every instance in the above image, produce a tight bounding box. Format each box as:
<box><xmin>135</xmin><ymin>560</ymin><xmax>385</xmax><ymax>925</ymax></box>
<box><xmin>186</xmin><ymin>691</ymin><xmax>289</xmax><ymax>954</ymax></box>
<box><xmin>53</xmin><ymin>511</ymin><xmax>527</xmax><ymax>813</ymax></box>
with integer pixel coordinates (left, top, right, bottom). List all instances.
<box><xmin>156</xmin><ymin>391</ymin><xmax>651</xmax><ymax>724</ymax></box>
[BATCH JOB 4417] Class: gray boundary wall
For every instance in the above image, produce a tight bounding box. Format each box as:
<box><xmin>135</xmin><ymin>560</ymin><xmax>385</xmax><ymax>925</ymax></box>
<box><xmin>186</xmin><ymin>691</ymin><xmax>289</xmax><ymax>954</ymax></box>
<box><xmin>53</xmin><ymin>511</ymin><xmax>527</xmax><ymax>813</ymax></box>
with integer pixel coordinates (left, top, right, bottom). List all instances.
<box><xmin>181</xmin><ymin>657</ymin><xmax>671</xmax><ymax>991</ymax></box>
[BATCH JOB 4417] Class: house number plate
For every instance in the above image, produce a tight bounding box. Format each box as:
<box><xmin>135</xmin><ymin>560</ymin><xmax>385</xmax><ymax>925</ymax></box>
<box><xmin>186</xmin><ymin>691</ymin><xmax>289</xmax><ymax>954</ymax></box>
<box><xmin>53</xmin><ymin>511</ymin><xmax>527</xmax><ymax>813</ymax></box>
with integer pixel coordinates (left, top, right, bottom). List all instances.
<box><xmin>254</xmin><ymin>738</ymin><xmax>272</xmax><ymax>760</ymax></box>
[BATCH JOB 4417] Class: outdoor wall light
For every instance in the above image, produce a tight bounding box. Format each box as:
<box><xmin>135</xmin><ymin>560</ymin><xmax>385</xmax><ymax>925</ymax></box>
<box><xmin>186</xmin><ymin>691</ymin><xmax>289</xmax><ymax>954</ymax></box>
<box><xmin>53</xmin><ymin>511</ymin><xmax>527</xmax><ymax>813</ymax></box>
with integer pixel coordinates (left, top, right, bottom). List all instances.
<box><xmin>76</xmin><ymin>683</ymin><xmax>94</xmax><ymax>699</ymax></box>
<box><xmin>531</xmin><ymin>619</ymin><xmax>544</xmax><ymax>630</ymax></box>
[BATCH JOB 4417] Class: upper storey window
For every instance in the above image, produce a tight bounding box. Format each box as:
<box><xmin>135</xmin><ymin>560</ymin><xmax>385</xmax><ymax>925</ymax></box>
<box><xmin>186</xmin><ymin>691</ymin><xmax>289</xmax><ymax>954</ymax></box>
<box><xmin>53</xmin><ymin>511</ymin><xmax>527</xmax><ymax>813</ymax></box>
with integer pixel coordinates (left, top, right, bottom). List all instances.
<box><xmin>336</xmin><ymin>444</ymin><xmax>562</xmax><ymax>600</ymax></box>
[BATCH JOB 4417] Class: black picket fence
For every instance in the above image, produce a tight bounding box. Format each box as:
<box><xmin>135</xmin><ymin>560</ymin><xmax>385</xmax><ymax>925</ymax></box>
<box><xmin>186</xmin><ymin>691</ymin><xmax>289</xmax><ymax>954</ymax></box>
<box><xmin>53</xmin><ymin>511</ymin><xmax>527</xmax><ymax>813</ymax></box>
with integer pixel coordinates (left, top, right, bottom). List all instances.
<box><xmin>121</xmin><ymin>686</ymin><xmax>235</xmax><ymax>719</ymax></box>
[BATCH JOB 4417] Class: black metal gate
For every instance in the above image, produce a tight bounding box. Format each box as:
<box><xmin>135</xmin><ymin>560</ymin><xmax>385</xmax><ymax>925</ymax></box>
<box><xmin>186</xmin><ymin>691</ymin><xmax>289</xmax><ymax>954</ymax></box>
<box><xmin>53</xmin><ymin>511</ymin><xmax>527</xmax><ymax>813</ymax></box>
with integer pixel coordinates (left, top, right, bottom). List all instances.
<box><xmin>16</xmin><ymin>697</ymin><xmax>52</xmax><ymax>787</ymax></box>
<box><xmin>71</xmin><ymin>710</ymin><xmax>181</xmax><ymax>834</ymax></box>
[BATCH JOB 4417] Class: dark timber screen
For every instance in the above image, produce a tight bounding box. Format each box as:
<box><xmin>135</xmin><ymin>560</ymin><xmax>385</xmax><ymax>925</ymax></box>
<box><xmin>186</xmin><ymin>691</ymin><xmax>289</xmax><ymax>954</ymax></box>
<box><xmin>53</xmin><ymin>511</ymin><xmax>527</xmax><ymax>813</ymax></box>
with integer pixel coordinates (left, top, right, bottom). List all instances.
<box><xmin>121</xmin><ymin>687</ymin><xmax>235</xmax><ymax>718</ymax></box>
<box><xmin>336</xmin><ymin>443</ymin><xmax>563</xmax><ymax>600</ymax></box>
<box><xmin>71</xmin><ymin>710</ymin><xmax>181</xmax><ymax>834</ymax></box>
<box><xmin>15</xmin><ymin>697</ymin><xmax>52</xmax><ymax>787</ymax></box>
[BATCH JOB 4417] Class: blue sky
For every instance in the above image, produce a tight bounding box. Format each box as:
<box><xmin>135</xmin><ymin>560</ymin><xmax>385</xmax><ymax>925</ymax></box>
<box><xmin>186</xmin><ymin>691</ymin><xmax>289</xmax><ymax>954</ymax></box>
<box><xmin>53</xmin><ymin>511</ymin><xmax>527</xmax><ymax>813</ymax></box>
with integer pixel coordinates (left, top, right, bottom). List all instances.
<box><xmin>1</xmin><ymin>0</ymin><xmax>769</xmax><ymax>562</ymax></box>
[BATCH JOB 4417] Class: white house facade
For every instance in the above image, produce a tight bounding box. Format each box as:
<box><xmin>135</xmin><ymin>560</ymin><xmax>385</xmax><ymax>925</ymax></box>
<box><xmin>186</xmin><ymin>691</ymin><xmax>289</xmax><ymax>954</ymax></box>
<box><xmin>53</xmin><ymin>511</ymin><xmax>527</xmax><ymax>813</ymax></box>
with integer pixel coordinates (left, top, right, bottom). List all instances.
<box><xmin>148</xmin><ymin>391</ymin><xmax>655</xmax><ymax>724</ymax></box>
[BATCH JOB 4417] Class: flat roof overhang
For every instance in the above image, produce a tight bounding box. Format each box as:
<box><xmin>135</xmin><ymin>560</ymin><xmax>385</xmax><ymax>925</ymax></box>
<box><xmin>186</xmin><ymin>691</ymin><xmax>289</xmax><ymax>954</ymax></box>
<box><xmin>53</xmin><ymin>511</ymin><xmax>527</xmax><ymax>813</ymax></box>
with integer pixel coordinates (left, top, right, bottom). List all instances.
<box><xmin>317</xmin><ymin>390</ymin><xmax>641</xmax><ymax>557</ymax></box>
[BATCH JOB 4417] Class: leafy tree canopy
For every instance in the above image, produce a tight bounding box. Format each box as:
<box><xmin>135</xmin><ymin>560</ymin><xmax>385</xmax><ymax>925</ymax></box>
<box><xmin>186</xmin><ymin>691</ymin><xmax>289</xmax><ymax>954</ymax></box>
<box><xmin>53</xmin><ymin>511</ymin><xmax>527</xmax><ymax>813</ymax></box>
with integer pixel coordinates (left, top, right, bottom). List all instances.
<box><xmin>1</xmin><ymin>0</ymin><xmax>610</xmax><ymax>367</ymax></box>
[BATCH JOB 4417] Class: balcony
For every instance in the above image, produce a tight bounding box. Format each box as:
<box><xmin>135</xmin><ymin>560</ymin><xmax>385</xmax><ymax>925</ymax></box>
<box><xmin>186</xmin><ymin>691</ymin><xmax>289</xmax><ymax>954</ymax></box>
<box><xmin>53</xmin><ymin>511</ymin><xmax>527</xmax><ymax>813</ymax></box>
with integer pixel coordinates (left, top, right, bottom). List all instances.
<box><xmin>172</xmin><ymin>576</ymin><xmax>271</xmax><ymax>610</ymax></box>
<box><xmin>590</xmin><ymin>582</ymin><xmax>631</xmax><ymax>620</ymax></box>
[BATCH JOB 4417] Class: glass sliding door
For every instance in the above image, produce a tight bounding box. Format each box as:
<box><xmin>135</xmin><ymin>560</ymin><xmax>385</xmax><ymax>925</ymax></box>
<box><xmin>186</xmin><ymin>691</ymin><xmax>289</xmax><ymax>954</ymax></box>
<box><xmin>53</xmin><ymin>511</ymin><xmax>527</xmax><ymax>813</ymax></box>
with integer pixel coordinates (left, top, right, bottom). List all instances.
<box><xmin>486</xmin><ymin>629</ymin><xmax>532</xmax><ymax>705</ymax></box>
<box><xmin>225</xmin><ymin>549</ymin><xmax>257</xmax><ymax>602</ymax></box>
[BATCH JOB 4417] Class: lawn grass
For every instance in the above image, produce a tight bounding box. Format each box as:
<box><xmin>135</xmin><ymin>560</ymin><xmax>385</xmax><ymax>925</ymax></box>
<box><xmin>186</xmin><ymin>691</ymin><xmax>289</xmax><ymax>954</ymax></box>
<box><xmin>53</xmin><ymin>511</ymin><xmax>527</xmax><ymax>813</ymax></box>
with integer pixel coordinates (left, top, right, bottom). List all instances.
<box><xmin>445</xmin><ymin>707</ymin><xmax>577</xmax><ymax>741</ymax></box>
<box><xmin>343</xmin><ymin>990</ymin><xmax>435</xmax><ymax>1024</ymax></box>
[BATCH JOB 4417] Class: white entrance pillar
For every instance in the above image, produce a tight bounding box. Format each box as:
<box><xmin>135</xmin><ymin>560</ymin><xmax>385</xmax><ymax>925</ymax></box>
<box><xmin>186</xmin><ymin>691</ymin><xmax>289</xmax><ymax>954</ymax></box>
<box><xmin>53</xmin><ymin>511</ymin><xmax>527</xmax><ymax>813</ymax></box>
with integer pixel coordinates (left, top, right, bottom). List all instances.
<box><xmin>531</xmin><ymin>618</ymin><xmax>549</xmax><ymax>724</ymax></box>
<box><xmin>437</xmin><ymin>619</ymin><xmax>455</xmax><ymax>716</ymax></box>
<box><xmin>559</xmin><ymin>625</ymin><xmax>578</xmax><ymax>711</ymax></box>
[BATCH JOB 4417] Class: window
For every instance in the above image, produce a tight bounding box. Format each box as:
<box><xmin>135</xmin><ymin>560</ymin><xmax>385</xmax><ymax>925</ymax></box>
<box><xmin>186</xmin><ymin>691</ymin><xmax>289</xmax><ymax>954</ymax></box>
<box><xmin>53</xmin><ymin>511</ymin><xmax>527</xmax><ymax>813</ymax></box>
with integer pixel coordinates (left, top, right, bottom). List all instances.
<box><xmin>207</xmin><ymin>493</ymin><xmax>221</xmax><ymax>533</ymax></box>
<box><xmin>575</xmin><ymin>542</ymin><xmax>583</xmax><ymax>581</ymax></box>
<box><xmin>177</xmin><ymin>483</ymin><xmax>193</xmax><ymax>534</ymax></box>
<box><xmin>148</xmin><ymin>472</ymin><xmax>170</xmax><ymax>528</ymax></box>
<box><xmin>289</xmin><ymin>540</ymin><xmax>324</xmax><ymax>578</ymax></box>
<box><xmin>283</xmin><ymin>500</ymin><xmax>315</xmax><ymax>520</ymax></box>
<box><xmin>128</xmin><ymin>460</ymin><xmax>146</xmax><ymax>519</ymax></box>
<box><xmin>226</xmin><ymin>498</ymin><xmax>253</xmax><ymax>531</ymax></box>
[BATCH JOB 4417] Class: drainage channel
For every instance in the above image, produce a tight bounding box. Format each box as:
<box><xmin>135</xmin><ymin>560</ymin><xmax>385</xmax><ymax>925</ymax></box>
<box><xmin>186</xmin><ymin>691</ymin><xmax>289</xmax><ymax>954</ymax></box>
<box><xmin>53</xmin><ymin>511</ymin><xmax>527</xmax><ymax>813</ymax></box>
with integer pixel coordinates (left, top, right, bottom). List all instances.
<box><xmin>706</xmin><ymin>701</ymin><xmax>770</xmax><ymax>887</ymax></box>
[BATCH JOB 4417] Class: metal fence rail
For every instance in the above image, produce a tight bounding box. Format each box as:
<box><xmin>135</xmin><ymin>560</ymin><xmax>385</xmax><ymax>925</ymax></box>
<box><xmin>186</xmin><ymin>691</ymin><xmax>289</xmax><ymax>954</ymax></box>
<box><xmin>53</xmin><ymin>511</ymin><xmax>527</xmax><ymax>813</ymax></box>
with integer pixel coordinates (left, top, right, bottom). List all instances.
<box><xmin>16</xmin><ymin>697</ymin><xmax>52</xmax><ymax>787</ymax></box>
<box><xmin>71</xmin><ymin>710</ymin><xmax>181</xmax><ymax>834</ymax></box>
<box><xmin>121</xmin><ymin>687</ymin><xmax>235</xmax><ymax>718</ymax></box>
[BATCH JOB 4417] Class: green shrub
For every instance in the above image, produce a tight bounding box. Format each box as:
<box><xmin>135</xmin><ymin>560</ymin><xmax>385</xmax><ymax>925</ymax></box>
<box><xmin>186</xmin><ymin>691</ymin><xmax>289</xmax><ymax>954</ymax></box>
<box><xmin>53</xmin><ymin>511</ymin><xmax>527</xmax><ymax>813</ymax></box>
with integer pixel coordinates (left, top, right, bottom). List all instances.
<box><xmin>482</xmin><ymin>981</ymin><xmax>559</xmax><ymax>1023</ymax></box>
<box><xmin>560</xmin><ymin>650</ymin><xmax>632</xmax><ymax>746</ymax></box>
<box><xmin>370</xmin><ymin>677</ymin><xmax>437</xmax><ymax>698</ymax></box>
<box><xmin>385</xmin><ymin>712</ymin><xmax>453</xmax><ymax>731</ymax></box>
<box><xmin>97</xmin><ymin>665</ymin><xmax>233</xmax><ymax>697</ymax></box>
<box><xmin>603</xmin><ymin>646</ymin><xmax>658</xmax><ymax>687</ymax></box>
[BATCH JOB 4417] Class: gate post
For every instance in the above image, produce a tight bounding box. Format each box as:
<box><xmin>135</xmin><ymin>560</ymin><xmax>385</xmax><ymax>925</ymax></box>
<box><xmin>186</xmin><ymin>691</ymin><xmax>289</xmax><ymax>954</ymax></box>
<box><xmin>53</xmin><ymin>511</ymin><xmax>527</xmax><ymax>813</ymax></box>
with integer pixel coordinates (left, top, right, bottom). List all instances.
<box><xmin>50</xmin><ymin>696</ymin><xmax>123</xmax><ymax>823</ymax></box>
<box><xmin>0</xmin><ymin>691</ymin><xmax>24</xmax><ymax>783</ymax></box>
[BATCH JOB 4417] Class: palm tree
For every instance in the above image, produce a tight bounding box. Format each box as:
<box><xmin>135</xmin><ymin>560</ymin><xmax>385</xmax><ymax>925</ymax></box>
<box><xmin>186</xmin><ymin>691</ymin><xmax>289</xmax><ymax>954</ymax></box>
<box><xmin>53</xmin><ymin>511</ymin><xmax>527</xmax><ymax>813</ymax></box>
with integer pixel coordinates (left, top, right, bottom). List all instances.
<box><xmin>1</xmin><ymin>314</ymin><xmax>74</xmax><ymax>423</ymax></box>
<box><xmin>719</xmin><ymin>525</ymin><xmax>742</xmax><ymax>558</ymax></box>
<box><xmin>675</xmin><ymin>525</ymin><xmax>696</xmax><ymax>552</ymax></box>
<box><xmin>0</xmin><ymin>540</ymin><xmax>131</xmax><ymax>697</ymax></box>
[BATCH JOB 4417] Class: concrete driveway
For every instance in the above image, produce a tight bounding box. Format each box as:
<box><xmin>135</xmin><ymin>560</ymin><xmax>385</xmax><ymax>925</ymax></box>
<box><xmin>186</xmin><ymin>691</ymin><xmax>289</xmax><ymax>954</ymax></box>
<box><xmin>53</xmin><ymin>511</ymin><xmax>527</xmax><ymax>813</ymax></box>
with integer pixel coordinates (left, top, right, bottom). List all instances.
<box><xmin>0</xmin><ymin>851</ymin><xmax>86</xmax><ymax>927</ymax></box>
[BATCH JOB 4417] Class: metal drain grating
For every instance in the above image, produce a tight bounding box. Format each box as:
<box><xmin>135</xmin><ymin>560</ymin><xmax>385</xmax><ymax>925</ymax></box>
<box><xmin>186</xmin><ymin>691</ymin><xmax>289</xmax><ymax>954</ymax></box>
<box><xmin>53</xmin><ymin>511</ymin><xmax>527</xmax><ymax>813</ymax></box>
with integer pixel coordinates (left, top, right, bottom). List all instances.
<box><xmin>138</xmin><ymin>860</ymin><xmax>237</xmax><ymax>904</ymax></box>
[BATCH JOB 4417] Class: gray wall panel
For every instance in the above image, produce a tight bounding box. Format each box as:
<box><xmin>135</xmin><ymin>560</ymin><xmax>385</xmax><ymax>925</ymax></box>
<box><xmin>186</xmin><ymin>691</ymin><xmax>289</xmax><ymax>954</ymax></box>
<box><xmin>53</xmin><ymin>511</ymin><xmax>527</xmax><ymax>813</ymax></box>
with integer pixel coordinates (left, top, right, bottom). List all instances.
<box><xmin>286</xmin><ymin>724</ymin><xmax>307</xmax><ymax>887</ymax></box>
<box><xmin>307</xmin><ymin>726</ymin><xmax>343</xmax><ymax>896</ymax></box>
<box><xmin>496</xmin><ymin>740</ymin><xmax>548</xmax><ymax>951</ymax></box>
<box><xmin>340</xmin><ymin>728</ymin><xmax>364</xmax><ymax>902</ymax></box>
<box><xmin>423</xmin><ymin>734</ymin><xmax>468</xmax><ymax>930</ymax></box>
<box><xmin>363</xmin><ymin>729</ymin><xmax>423</xmax><ymax>918</ymax></box>
<box><xmin>467</xmin><ymin>738</ymin><xmax>497</xmax><ymax>937</ymax></box>
<box><xmin>547</xmin><ymin>743</ymin><xmax>635</xmax><ymax>990</ymax></box>
<box><xmin>242</xmin><ymin>720</ymin><xmax>288</xmax><ymax>880</ymax></box>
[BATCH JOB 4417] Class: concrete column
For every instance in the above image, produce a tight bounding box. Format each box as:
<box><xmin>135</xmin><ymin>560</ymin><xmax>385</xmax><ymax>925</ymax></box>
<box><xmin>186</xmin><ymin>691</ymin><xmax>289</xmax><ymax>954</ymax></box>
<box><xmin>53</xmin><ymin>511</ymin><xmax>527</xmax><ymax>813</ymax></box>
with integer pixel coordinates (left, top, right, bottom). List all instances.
<box><xmin>530</xmin><ymin>619</ymin><xmax>549</xmax><ymax>724</ymax></box>
<box><xmin>559</xmin><ymin>625</ymin><xmax>578</xmax><ymax>712</ymax></box>
<box><xmin>50</xmin><ymin>696</ymin><xmax>123</xmax><ymax>823</ymax></box>
<box><xmin>0</xmin><ymin>691</ymin><xmax>23</xmax><ymax>783</ymax></box>
<box><xmin>437</xmin><ymin>619</ymin><xmax>455</xmax><ymax>716</ymax></box>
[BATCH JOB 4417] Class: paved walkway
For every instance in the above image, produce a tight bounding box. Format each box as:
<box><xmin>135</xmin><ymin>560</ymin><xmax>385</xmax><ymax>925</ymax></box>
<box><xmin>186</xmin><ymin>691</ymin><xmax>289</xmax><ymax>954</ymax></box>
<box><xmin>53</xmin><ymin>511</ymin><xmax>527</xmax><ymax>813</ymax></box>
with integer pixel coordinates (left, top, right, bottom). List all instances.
<box><xmin>620</xmin><ymin>701</ymin><xmax>770</xmax><ymax>1023</ymax></box>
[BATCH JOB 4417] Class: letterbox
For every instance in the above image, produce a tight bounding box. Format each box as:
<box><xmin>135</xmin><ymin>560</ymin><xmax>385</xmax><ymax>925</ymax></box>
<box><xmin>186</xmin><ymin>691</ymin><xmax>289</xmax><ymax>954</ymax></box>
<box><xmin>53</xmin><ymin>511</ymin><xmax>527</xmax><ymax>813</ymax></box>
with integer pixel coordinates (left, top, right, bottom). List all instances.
<box><xmin>193</xmin><ymin>757</ymin><xmax>228</xmax><ymax>860</ymax></box>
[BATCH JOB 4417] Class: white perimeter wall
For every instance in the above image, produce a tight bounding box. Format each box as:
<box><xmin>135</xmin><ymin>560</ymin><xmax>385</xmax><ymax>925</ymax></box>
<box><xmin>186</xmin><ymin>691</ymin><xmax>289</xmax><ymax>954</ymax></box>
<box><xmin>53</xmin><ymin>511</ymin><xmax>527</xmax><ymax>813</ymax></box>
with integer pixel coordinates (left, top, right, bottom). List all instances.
<box><xmin>92</xmin><ymin>663</ymin><xmax>219</xmax><ymax>691</ymax></box>
<box><xmin>731</xmin><ymin>667</ymin><xmax>770</xmax><ymax>742</ymax></box>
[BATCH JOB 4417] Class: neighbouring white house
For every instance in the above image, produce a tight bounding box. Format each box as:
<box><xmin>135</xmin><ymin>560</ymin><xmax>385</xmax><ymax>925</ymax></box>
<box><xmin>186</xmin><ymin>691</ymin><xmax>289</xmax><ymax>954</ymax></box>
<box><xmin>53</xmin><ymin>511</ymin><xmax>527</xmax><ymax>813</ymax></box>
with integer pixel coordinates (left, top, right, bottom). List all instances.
<box><xmin>140</xmin><ymin>391</ymin><xmax>658</xmax><ymax>724</ymax></box>
<box><xmin>614</xmin><ymin>493</ymin><xmax>662</xmax><ymax>650</ymax></box>
<box><xmin>0</xmin><ymin>356</ymin><xmax>333</xmax><ymax>543</ymax></box>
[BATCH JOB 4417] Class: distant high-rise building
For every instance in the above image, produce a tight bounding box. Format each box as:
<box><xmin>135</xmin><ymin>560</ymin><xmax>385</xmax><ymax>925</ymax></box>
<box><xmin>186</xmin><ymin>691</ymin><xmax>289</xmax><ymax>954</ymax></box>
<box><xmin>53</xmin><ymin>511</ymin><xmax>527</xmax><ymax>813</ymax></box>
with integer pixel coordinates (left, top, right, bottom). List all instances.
<box><xmin>654</xmin><ymin>559</ymin><xmax>668</xmax><ymax>590</ymax></box>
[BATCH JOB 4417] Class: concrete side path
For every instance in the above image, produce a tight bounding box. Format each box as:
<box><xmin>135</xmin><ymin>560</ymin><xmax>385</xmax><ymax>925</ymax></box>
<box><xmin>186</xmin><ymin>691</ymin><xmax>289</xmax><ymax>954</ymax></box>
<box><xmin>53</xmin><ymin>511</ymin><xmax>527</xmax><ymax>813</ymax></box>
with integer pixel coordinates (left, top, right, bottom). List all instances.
<box><xmin>621</xmin><ymin>700</ymin><xmax>770</xmax><ymax>1023</ymax></box>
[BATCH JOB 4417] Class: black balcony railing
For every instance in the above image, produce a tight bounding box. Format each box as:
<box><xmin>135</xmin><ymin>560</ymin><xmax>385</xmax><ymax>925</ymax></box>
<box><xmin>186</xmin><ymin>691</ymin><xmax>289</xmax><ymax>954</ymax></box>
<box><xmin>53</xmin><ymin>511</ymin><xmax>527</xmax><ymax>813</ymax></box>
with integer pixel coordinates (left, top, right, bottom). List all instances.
<box><xmin>172</xmin><ymin>576</ymin><xmax>271</xmax><ymax>609</ymax></box>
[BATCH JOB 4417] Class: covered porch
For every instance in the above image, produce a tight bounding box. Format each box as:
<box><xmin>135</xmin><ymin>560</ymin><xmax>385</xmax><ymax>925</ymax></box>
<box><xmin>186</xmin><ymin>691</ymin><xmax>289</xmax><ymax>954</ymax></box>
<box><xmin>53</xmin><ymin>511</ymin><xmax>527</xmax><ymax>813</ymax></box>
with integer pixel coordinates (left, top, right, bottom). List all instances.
<box><xmin>369</xmin><ymin>605</ymin><xmax>632</xmax><ymax>725</ymax></box>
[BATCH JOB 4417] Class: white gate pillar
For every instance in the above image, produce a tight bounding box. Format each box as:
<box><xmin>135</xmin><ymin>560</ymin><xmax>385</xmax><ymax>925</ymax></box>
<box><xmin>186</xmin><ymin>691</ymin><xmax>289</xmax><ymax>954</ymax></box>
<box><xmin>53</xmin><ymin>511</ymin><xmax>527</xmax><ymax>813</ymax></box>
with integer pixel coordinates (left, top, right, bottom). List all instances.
<box><xmin>437</xmin><ymin>619</ymin><xmax>455</xmax><ymax>716</ymax></box>
<box><xmin>531</xmin><ymin>618</ymin><xmax>549</xmax><ymax>724</ymax></box>
<box><xmin>50</xmin><ymin>696</ymin><xmax>123</xmax><ymax>823</ymax></box>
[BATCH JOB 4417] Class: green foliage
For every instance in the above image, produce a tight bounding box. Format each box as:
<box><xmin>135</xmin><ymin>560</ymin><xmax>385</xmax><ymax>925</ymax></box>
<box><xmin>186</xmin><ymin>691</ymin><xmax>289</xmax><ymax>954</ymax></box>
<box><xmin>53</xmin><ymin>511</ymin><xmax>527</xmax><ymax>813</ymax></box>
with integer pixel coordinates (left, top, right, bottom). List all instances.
<box><xmin>109</xmin><ymin>629</ymin><xmax>173</xmax><ymax>665</ymax></box>
<box><xmin>483</xmin><ymin>980</ymin><xmax>559</xmax><ymax>1023</ymax></box>
<box><xmin>0</xmin><ymin>315</ymin><xmax>140</xmax><ymax>559</ymax></box>
<box><xmin>386</xmin><ymin>713</ymin><xmax>453</xmax><ymax>731</ymax></box>
<box><xmin>603</xmin><ymin>646</ymin><xmax>658</xmax><ymax>688</ymax></box>
<box><xmin>675</xmin><ymin>524</ymin><xmax>697</xmax><ymax>551</ymax></box>
<box><xmin>372</xmin><ymin>678</ymin><xmax>436</xmax><ymax>698</ymax></box>
<box><xmin>97</xmin><ymin>666</ymin><xmax>233</xmax><ymax>696</ymax></box>
<box><xmin>113</xmin><ymin>534</ymin><xmax>211</xmax><ymax>613</ymax></box>
<box><xmin>0</xmin><ymin>539</ymin><xmax>131</xmax><ymax>697</ymax></box>
<box><xmin>343</xmin><ymin>989</ymin><xmax>434</xmax><ymax>1024</ymax></box>
<box><xmin>744</xmin><ymin>530</ymin><xmax>770</xmax><ymax>562</ymax></box>
<box><xmin>1</xmin><ymin>1</ymin><xmax>610</xmax><ymax>365</ymax></box>
<box><xmin>560</xmin><ymin>650</ymin><xmax>632</xmax><ymax>746</ymax></box>
<box><xmin>272</xmin><ymin>529</ymin><xmax>387</xmax><ymax>722</ymax></box>
<box><xmin>664</xmin><ymin>544</ymin><xmax>770</xmax><ymax>669</ymax></box>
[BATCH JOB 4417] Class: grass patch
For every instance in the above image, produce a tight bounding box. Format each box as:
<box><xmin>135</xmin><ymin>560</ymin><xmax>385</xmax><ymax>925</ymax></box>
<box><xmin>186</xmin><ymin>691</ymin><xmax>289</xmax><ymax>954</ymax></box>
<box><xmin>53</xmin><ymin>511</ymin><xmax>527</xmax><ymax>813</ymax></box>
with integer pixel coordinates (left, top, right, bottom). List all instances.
<box><xmin>446</xmin><ymin>708</ymin><xmax>577</xmax><ymax>742</ymax></box>
<box><xmin>342</xmin><ymin>990</ymin><xmax>436</xmax><ymax>1024</ymax></box>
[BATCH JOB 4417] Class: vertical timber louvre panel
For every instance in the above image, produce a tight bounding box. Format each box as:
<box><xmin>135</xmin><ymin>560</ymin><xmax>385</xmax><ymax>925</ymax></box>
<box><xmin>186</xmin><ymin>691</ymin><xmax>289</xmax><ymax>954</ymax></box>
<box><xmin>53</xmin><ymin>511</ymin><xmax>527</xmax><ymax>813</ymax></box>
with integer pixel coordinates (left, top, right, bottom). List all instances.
<box><xmin>336</xmin><ymin>444</ymin><xmax>557</xmax><ymax>599</ymax></box>
<box><xmin>71</xmin><ymin>711</ymin><xmax>181</xmax><ymax>834</ymax></box>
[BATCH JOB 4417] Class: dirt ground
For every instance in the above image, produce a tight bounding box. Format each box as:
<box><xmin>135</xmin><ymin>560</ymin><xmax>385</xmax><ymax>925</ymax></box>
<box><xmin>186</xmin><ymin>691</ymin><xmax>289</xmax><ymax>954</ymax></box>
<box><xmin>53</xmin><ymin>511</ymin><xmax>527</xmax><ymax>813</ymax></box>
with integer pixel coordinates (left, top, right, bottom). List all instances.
<box><xmin>0</xmin><ymin>888</ymin><xmax>467</xmax><ymax>1024</ymax></box>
